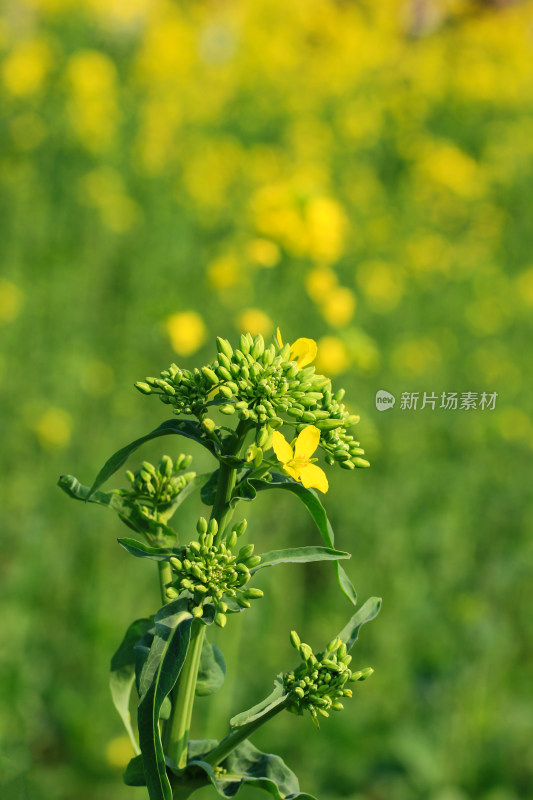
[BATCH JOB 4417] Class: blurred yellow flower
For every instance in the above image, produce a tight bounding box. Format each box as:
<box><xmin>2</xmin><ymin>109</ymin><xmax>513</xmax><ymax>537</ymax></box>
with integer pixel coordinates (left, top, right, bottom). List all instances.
<box><xmin>247</xmin><ymin>238</ymin><xmax>280</xmax><ymax>268</ymax></box>
<box><xmin>305</xmin><ymin>267</ymin><xmax>337</xmax><ymax>303</ymax></box>
<box><xmin>0</xmin><ymin>279</ymin><xmax>23</xmax><ymax>323</ymax></box>
<box><xmin>66</xmin><ymin>50</ymin><xmax>119</xmax><ymax>151</ymax></box>
<box><xmin>78</xmin><ymin>168</ymin><xmax>139</xmax><ymax>233</ymax></box>
<box><xmin>35</xmin><ymin>408</ymin><xmax>72</xmax><ymax>450</ymax></box>
<box><xmin>419</xmin><ymin>142</ymin><xmax>484</xmax><ymax>199</ymax></box>
<box><xmin>515</xmin><ymin>267</ymin><xmax>533</xmax><ymax>308</ymax></box>
<box><xmin>320</xmin><ymin>287</ymin><xmax>356</xmax><ymax>327</ymax></box>
<box><xmin>315</xmin><ymin>336</ymin><xmax>350</xmax><ymax>377</ymax></box>
<box><xmin>165</xmin><ymin>311</ymin><xmax>206</xmax><ymax>356</ymax></box>
<box><xmin>306</xmin><ymin>196</ymin><xmax>347</xmax><ymax>263</ymax></box>
<box><xmin>236</xmin><ymin>309</ymin><xmax>273</xmax><ymax>336</ymax></box>
<box><xmin>356</xmin><ymin>261</ymin><xmax>404</xmax><ymax>313</ymax></box>
<box><xmin>105</xmin><ymin>735</ymin><xmax>135</xmax><ymax>769</ymax></box>
<box><xmin>273</xmin><ymin>426</ymin><xmax>328</xmax><ymax>493</ymax></box>
<box><xmin>207</xmin><ymin>254</ymin><xmax>241</xmax><ymax>290</ymax></box>
<box><xmin>2</xmin><ymin>37</ymin><xmax>53</xmax><ymax>97</ymax></box>
<box><xmin>496</xmin><ymin>407</ymin><xmax>531</xmax><ymax>444</ymax></box>
<box><xmin>276</xmin><ymin>328</ymin><xmax>317</xmax><ymax>368</ymax></box>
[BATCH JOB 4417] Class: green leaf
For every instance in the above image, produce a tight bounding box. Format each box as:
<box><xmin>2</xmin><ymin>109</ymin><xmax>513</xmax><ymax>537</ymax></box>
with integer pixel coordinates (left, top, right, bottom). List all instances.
<box><xmin>196</xmin><ymin>638</ymin><xmax>226</xmax><ymax>697</ymax></box>
<box><xmin>117</xmin><ymin>538</ymin><xmax>177</xmax><ymax>562</ymax></box>
<box><xmin>184</xmin><ymin>740</ymin><xmax>317</xmax><ymax>800</ymax></box>
<box><xmin>230</xmin><ymin>677</ymin><xmax>287</xmax><ymax>728</ymax></box>
<box><xmin>123</xmin><ymin>754</ymin><xmax>146</xmax><ymax>787</ymax></box>
<box><xmin>252</xmin><ymin>545</ymin><xmax>350</xmax><ymax>574</ymax></box>
<box><xmin>336</xmin><ymin>595</ymin><xmax>382</xmax><ymax>651</ymax></box>
<box><xmin>252</xmin><ymin>473</ymin><xmax>358</xmax><ymax>605</ymax></box>
<box><xmin>57</xmin><ymin>474</ymin><xmax>177</xmax><ymax>544</ymax></box>
<box><xmin>109</xmin><ymin>618</ymin><xmax>153</xmax><ymax>755</ymax></box>
<box><xmin>87</xmin><ymin>419</ymin><xmax>219</xmax><ymax>497</ymax></box>
<box><xmin>137</xmin><ymin>598</ymin><xmax>194</xmax><ymax>800</ymax></box>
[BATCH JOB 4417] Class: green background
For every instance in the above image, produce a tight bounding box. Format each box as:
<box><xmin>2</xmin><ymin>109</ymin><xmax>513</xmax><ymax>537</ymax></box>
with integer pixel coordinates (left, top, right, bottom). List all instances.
<box><xmin>1</xmin><ymin>1</ymin><xmax>532</xmax><ymax>798</ymax></box>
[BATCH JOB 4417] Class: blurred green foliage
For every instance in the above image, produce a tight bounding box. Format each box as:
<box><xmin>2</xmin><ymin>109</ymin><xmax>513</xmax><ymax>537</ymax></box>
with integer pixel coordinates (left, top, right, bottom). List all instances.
<box><xmin>1</xmin><ymin>0</ymin><xmax>532</xmax><ymax>798</ymax></box>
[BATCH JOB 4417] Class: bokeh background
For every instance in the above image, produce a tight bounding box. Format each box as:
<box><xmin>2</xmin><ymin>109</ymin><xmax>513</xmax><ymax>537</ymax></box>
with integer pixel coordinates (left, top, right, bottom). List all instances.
<box><xmin>1</xmin><ymin>0</ymin><xmax>532</xmax><ymax>798</ymax></box>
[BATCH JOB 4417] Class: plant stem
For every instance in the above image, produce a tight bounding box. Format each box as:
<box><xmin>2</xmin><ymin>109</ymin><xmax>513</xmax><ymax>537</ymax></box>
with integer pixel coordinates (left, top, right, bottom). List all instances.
<box><xmin>165</xmin><ymin>619</ymin><xmax>206</xmax><ymax>768</ymax></box>
<box><xmin>202</xmin><ymin>699</ymin><xmax>289</xmax><ymax>767</ymax></box>
<box><xmin>164</xmin><ymin>419</ymin><xmax>250</xmax><ymax>770</ymax></box>
<box><xmin>211</xmin><ymin>420</ymin><xmax>249</xmax><ymax>541</ymax></box>
<box><xmin>158</xmin><ymin>560</ymin><xmax>173</xmax><ymax>605</ymax></box>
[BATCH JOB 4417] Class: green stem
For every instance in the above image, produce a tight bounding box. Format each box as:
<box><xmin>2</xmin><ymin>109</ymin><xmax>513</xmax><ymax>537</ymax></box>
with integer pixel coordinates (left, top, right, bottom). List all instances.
<box><xmin>158</xmin><ymin>560</ymin><xmax>173</xmax><ymax>605</ymax></box>
<box><xmin>211</xmin><ymin>420</ymin><xmax>249</xmax><ymax>541</ymax></box>
<box><xmin>165</xmin><ymin>620</ymin><xmax>206</xmax><ymax>768</ymax></box>
<box><xmin>203</xmin><ymin>698</ymin><xmax>289</xmax><ymax>767</ymax></box>
<box><xmin>165</xmin><ymin>419</ymin><xmax>250</xmax><ymax>770</ymax></box>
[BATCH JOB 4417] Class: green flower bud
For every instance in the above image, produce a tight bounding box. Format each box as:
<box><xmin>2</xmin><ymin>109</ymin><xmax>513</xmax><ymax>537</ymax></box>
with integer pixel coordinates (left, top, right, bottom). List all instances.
<box><xmin>202</xmin><ymin>366</ymin><xmax>219</xmax><ymax>385</ymax></box>
<box><xmin>166</xmin><ymin>587</ymin><xmax>179</xmax><ymax>599</ymax></box>
<box><xmin>215</xmin><ymin>612</ymin><xmax>227</xmax><ymax>628</ymax></box>
<box><xmin>220</xmin><ymin>404</ymin><xmax>235</xmax><ymax>415</ymax></box>
<box><xmin>238</xmin><ymin>544</ymin><xmax>254</xmax><ymax>560</ymax></box>
<box><xmin>251</xmin><ymin>334</ymin><xmax>264</xmax><ymax>358</ymax></box>
<box><xmin>345</xmin><ymin>415</ymin><xmax>360</xmax><ymax>427</ymax></box>
<box><xmin>217</xmin><ymin>366</ymin><xmax>232</xmax><ymax>381</ymax></box>
<box><xmin>216</xmin><ymin>337</ymin><xmax>233</xmax><ymax>359</ymax></box>
<box><xmin>290</xmin><ymin>631</ymin><xmax>301</xmax><ymax>649</ymax></box>
<box><xmin>227</xmin><ymin>531</ymin><xmax>238</xmax><ymax>548</ymax></box>
<box><xmin>207</xmin><ymin>519</ymin><xmax>218</xmax><ymax>536</ymax></box>
<box><xmin>340</xmin><ymin>460</ymin><xmax>355</xmax><ymax>470</ymax></box>
<box><xmin>192</xmin><ymin>605</ymin><xmax>204</xmax><ymax>617</ymax></box>
<box><xmin>287</xmin><ymin>407</ymin><xmax>303</xmax><ymax>418</ymax></box>
<box><xmin>125</xmin><ymin>470</ymin><xmax>135</xmax><ymax>483</ymax></box>
<box><xmin>202</xmin><ymin>417</ymin><xmax>217</xmax><ymax>432</ymax></box>
<box><xmin>170</xmin><ymin>557</ymin><xmax>182</xmax><ymax>570</ymax></box>
<box><xmin>254</xmin><ymin>448</ymin><xmax>263</xmax><ymax>467</ymax></box>
<box><xmin>352</xmin><ymin>458</ymin><xmax>370</xmax><ymax>468</ymax></box>
<box><xmin>245</xmin><ymin>555</ymin><xmax>261</xmax><ymax>568</ymax></box>
<box><xmin>189</xmin><ymin>541</ymin><xmax>201</xmax><ymax>553</ymax></box>
<box><xmin>301</xmin><ymin>411</ymin><xmax>317</xmax><ymax>423</ymax></box>
<box><xmin>317</xmin><ymin>419</ymin><xmax>344</xmax><ymax>431</ymax></box>
<box><xmin>236</xmin><ymin>596</ymin><xmax>251</xmax><ymax>608</ymax></box>
<box><xmin>197</xmin><ymin>517</ymin><xmax>208</xmax><ymax>535</ymax></box>
<box><xmin>234</xmin><ymin>519</ymin><xmax>247</xmax><ymax>537</ymax></box>
<box><xmin>244</xmin><ymin>588</ymin><xmax>264</xmax><ymax>599</ymax></box>
<box><xmin>219</xmin><ymin>385</ymin><xmax>233</xmax><ymax>399</ymax></box>
<box><xmin>135</xmin><ymin>381</ymin><xmax>153</xmax><ymax>394</ymax></box>
<box><xmin>299</xmin><ymin>643</ymin><xmax>313</xmax><ymax>661</ymax></box>
<box><xmin>294</xmin><ymin>686</ymin><xmax>305</xmax><ymax>698</ymax></box>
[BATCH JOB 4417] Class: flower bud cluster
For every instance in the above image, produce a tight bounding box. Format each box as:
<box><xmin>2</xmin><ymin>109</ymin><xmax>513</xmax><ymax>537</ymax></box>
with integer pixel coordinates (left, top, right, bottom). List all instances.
<box><xmin>166</xmin><ymin>517</ymin><xmax>263</xmax><ymax>627</ymax></box>
<box><xmin>124</xmin><ymin>455</ymin><xmax>195</xmax><ymax>520</ymax></box>
<box><xmin>284</xmin><ymin>631</ymin><xmax>373</xmax><ymax>726</ymax></box>
<box><xmin>135</xmin><ymin>333</ymin><xmax>368</xmax><ymax>470</ymax></box>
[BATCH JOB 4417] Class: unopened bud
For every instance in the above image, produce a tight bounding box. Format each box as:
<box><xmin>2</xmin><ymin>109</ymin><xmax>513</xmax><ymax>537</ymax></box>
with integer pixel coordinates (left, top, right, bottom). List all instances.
<box><xmin>197</xmin><ymin>518</ymin><xmax>208</xmax><ymax>535</ymax></box>
<box><xmin>234</xmin><ymin>520</ymin><xmax>247</xmax><ymax>537</ymax></box>
<box><xmin>227</xmin><ymin>531</ymin><xmax>237</xmax><ymax>549</ymax></box>
<box><xmin>207</xmin><ymin>519</ymin><xmax>218</xmax><ymax>536</ymax></box>
<box><xmin>216</xmin><ymin>337</ymin><xmax>233</xmax><ymax>359</ymax></box>
<box><xmin>244</xmin><ymin>588</ymin><xmax>264</xmax><ymax>599</ymax></box>
<box><xmin>135</xmin><ymin>381</ymin><xmax>152</xmax><ymax>395</ymax></box>
<box><xmin>202</xmin><ymin>417</ymin><xmax>217</xmax><ymax>432</ymax></box>
<box><xmin>202</xmin><ymin>367</ymin><xmax>219</xmax><ymax>385</ymax></box>
<box><xmin>220</xmin><ymin>404</ymin><xmax>235</xmax><ymax>415</ymax></box>
<box><xmin>170</xmin><ymin>557</ymin><xmax>182</xmax><ymax>570</ymax></box>
<box><xmin>352</xmin><ymin>458</ymin><xmax>370</xmax><ymax>469</ymax></box>
<box><xmin>215</xmin><ymin>612</ymin><xmax>227</xmax><ymax>628</ymax></box>
<box><xmin>245</xmin><ymin>555</ymin><xmax>261</xmax><ymax>568</ymax></box>
<box><xmin>290</xmin><ymin>631</ymin><xmax>301</xmax><ymax>649</ymax></box>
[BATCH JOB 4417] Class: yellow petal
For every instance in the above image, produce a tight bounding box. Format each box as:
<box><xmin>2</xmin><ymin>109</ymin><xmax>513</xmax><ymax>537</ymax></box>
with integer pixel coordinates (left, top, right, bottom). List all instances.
<box><xmin>290</xmin><ymin>337</ymin><xmax>317</xmax><ymax>368</ymax></box>
<box><xmin>294</xmin><ymin>425</ymin><xmax>320</xmax><ymax>460</ymax></box>
<box><xmin>275</xmin><ymin>327</ymin><xmax>284</xmax><ymax>348</ymax></box>
<box><xmin>272</xmin><ymin>430</ymin><xmax>293</xmax><ymax>464</ymax></box>
<box><xmin>300</xmin><ymin>464</ymin><xmax>329</xmax><ymax>493</ymax></box>
<box><xmin>283</xmin><ymin>464</ymin><xmax>301</xmax><ymax>482</ymax></box>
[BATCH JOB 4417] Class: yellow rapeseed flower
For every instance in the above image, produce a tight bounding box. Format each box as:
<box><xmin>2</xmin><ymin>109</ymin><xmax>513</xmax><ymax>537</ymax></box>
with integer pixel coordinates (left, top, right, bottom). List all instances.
<box><xmin>236</xmin><ymin>309</ymin><xmax>273</xmax><ymax>336</ymax></box>
<box><xmin>276</xmin><ymin>328</ymin><xmax>317</xmax><ymax>368</ymax></box>
<box><xmin>165</xmin><ymin>311</ymin><xmax>206</xmax><ymax>356</ymax></box>
<box><xmin>272</xmin><ymin>426</ymin><xmax>328</xmax><ymax>494</ymax></box>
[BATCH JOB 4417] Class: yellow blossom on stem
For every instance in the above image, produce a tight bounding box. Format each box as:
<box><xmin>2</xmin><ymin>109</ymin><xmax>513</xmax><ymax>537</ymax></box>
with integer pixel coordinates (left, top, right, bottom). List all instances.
<box><xmin>272</xmin><ymin>425</ymin><xmax>329</xmax><ymax>493</ymax></box>
<box><xmin>276</xmin><ymin>327</ymin><xmax>318</xmax><ymax>368</ymax></box>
